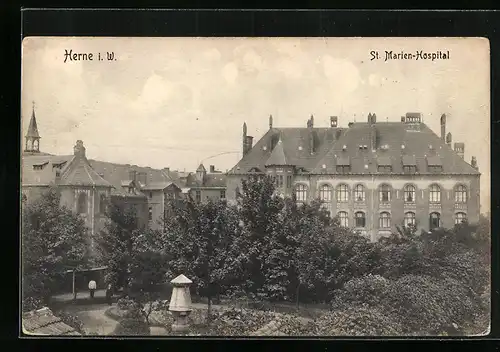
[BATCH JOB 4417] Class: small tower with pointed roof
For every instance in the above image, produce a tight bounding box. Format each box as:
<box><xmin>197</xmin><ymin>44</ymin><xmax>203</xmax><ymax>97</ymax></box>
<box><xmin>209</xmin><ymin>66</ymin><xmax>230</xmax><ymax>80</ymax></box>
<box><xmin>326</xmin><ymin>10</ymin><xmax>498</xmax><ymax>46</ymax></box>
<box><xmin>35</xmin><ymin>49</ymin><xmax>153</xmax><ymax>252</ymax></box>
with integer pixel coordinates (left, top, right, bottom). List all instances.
<box><xmin>25</xmin><ymin>102</ymin><xmax>41</xmax><ymax>153</ymax></box>
<box><xmin>196</xmin><ymin>163</ymin><xmax>207</xmax><ymax>183</ymax></box>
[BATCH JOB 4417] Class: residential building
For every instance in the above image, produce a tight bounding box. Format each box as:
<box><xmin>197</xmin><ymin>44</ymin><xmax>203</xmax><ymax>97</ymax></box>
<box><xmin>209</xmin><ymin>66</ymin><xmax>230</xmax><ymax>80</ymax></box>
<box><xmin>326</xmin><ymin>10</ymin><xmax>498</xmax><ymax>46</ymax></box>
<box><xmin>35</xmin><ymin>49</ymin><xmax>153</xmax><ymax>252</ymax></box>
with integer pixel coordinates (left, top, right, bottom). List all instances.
<box><xmin>226</xmin><ymin>113</ymin><xmax>481</xmax><ymax>242</ymax></box>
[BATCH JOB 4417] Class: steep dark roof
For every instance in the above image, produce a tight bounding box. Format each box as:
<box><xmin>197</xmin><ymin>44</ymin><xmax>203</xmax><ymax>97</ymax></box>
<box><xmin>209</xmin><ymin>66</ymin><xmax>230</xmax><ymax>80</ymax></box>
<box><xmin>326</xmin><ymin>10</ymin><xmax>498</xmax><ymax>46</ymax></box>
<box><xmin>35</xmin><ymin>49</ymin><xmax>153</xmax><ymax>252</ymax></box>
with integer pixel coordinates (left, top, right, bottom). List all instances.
<box><xmin>229</xmin><ymin>121</ymin><xmax>480</xmax><ymax>176</ymax></box>
<box><xmin>60</xmin><ymin>157</ymin><xmax>113</xmax><ymax>187</ymax></box>
<box><xmin>265</xmin><ymin>137</ymin><xmax>288</xmax><ymax>166</ymax></box>
<box><xmin>22</xmin><ymin>154</ymin><xmax>73</xmax><ymax>185</ymax></box>
<box><xmin>229</xmin><ymin>127</ymin><xmax>339</xmax><ymax>174</ymax></box>
<box><xmin>22</xmin><ymin>307</ymin><xmax>81</xmax><ymax>336</ymax></box>
<box><xmin>187</xmin><ymin>173</ymin><xmax>227</xmax><ymax>189</ymax></box>
<box><xmin>26</xmin><ymin>108</ymin><xmax>40</xmax><ymax>139</ymax></box>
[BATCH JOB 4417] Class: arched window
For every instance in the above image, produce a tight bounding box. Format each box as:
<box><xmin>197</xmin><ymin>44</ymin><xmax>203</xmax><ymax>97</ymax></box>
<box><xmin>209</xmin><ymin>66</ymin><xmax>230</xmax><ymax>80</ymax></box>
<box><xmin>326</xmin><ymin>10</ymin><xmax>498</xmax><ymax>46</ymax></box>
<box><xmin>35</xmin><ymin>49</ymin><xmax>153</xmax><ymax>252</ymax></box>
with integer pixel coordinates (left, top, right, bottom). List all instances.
<box><xmin>295</xmin><ymin>184</ymin><xmax>308</xmax><ymax>203</ymax></box>
<box><xmin>429</xmin><ymin>212</ymin><xmax>441</xmax><ymax>229</ymax></box>
<box><xmin>354</xmin><ymin>184</ymin><xmax>365</xmax><ymax>202</ymax></box>
<box><xmin>336</xmin><ymin>184</ymin><xmax>349</xmax><ymax>202</ymax></box>
<box><xmin>379</xmin><ymin>184</ymin><xmax>391</xmax><ymax>203</ymax></box>
<box><xmin>77</xmin><ymin>192</ymin><xmax>88</xmax><ymax>214</ymax></box>
<box><xmin>404</xmin><ymin>184</ymin><xmax>416</xmax><ymax>203</ymax></box>
<box><xmin>319</xmin><ymin>184</ymin><xmax>332</xmax><ymax>203</ymax></box>
<box><xmin>404</xmin><ymin>212</ymin><xmax>416</xmax><ymax>227</ymax></box>
<box><xmin>338</xmin><ymin>211</ymin><xmax>349</xmax><ymax>227</ymax></box>
<box><xmin>455</xmin><ymin>212</ymin><xmax>467</xmax><ymax>225</ymax></box>
<box><xmin>454</xmin><ymin>185</ymin><xmax>467</xmax><ymax>203</ymax></box>
<box><xmin>99</xmin><ymin>194</ymin><xmax>107</xmax><ymax>214</ymax></box>
<box><xmin>429</xmin><ymin>184</ymin><xmax>441</xmax><ymax>203</ymax></box>
<box><xmin>355</xmin><ymin>211</ymin><xmax>366</xmax><ymax>228</ymax></box>
<box><xmin>379</xmin><ymin>212</ymin><xmax>391</xmax><ymax>228</ymax></box>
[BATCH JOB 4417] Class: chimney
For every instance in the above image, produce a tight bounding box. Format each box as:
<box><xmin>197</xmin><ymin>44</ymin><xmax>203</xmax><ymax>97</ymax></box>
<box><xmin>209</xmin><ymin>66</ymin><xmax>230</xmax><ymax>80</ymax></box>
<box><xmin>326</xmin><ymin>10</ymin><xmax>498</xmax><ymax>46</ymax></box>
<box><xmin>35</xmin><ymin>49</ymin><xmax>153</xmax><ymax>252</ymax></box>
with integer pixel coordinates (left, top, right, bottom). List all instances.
<box><xmin>310</xmin><ymin>115</ymin><xmax>314</xmax><ymax>127</ymax></box>
<box><xmin>370</xmin><ymin>124</ymin><xmax>378</xmax><ymax>151</ymax></box>
<box><xmin>454</xmin><ymin>142</ymin><xmax>465</xmax><ymax>159</ymax></box>
<box><xmin>73</xmin><ymin>140</ymin><xmax>86</xmax><ymax>158</ymax></box>
<box><xmin>242</xmin><ymin>122</ymin><xmax>247</xmax><ymax>156</ymax></box>
<box><xmin>210</xmin><ymin>165</ymin><xmax>215</xmax><ymax>173</ymax></box>
<box><xmin>330</xmin><ymin>116</ymin><xmax>338</xmax><ymax>128</ymax></box>
<box><xmin>446</xmin><ymin>132</ymin><xmax>452</xmax><ymax>147</ymax></box>
<box><xmin>440</xmin><ymin>114</ymin><xmax>446</xmax><ymax>141</ymax></box>
<box><xmin>137</xmin><ymin>171</ymin><xmax>147</xmax><ymax>186</ymax></box>
<box><xmin>269</xmin><ymin>114</ymin><xmax>273</xmax><ymax>129</ymax></box>
<box><xmin>471</xmin><ymin>156</ymin><xmax>478</xmax><ymax>170</ymax></box>
<box><xmin>244</xmin><ymin>136</ymin><xmax>254</xmax><ymax>155</ymax></box>
<box><xmin>401</xmin><ymin>116</ymin><xmax>405</xmax><ymax>122</ymax></box>
<box><xmin>348</xmin><ymin>122</ymin><xmax>354</xmax><ymax>128</ymax></box>
<box><xmin>163</xmin><ymin>167</ymin><xmax>170</xmax><ymax>174</ymax></box>
<box><xmin>128</xmin><ymin>170</ymin><xmax>137</xmax><ymax>182</ymax></box>
<box><xmin>371</xmin><ymin>113</ymin><xmax>377</xmax><ymax>124</ymax></box>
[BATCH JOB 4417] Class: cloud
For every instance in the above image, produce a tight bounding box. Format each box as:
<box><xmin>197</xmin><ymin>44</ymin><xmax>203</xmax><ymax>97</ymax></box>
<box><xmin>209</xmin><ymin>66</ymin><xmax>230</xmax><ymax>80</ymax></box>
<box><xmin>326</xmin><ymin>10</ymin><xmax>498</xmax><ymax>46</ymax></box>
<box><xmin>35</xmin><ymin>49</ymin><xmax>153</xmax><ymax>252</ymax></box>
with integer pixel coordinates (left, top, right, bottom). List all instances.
<box><xmin>222</xmin><ymin>62</ymin><xmax>238</xmax><ymax>85</ymax></box>
<box><xmin>202</xmin><ymin>48</ymin><xmax>221</xmax><ymax>62</ymax></box>
<box><xmin>322</xmin><ymin>55</ymin><xmax>361</xmax><ymax>97</ymax></box>
<box><xmin>131</xmin><ymin>73</ymin><xmax>173</xmax><ymax>112</ymax></box>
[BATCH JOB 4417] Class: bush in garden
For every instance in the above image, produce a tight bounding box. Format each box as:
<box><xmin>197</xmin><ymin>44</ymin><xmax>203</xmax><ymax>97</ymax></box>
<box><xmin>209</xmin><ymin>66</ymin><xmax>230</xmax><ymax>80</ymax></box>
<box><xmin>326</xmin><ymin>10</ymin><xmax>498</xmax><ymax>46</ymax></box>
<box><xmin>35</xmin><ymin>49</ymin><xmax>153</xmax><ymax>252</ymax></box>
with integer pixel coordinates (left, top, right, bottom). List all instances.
<box><xmin>313</xmin><ymin>305</ymin><xmax>404</xmax><ymax>336</ymax></box>
<box><xmin>208</xmin><ymin>307</ymin><xmax>276</xmax><ymax>336</ymax></box>
<box><xmin>117</xmin><ymin>298</ymin><xmax>137</xmax><ymax>311</ymax></box>
<box><xmin>112</xmin><ymin>318</ymin><xmax>150</xmax><ymax>336</ymax></box>
<box><xmin>331</xmin><ymin>274</ymin><xmax>390</xmax><ymax>309</ymax></box>
<box><xmin>54</xmin><ymin>310</ymin><xmax>86</xmax><ymax>335</ymax></box>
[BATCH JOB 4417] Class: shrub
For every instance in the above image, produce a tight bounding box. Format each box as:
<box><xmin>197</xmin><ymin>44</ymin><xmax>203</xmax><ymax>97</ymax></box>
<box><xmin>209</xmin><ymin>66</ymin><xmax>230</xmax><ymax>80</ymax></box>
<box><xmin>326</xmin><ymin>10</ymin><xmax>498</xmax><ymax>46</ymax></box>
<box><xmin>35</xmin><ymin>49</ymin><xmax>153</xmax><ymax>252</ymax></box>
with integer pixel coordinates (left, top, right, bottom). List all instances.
<box><xmin>208</xmin><ymin>308</ymin><xmax>276</xmax><ymax>336</ymax></box>
<box><xmin>332</xmin><ymin>274</ymin><xmax>390</xmax><ymax>309</ymax></box>
<box><xmin>117</xmin><ymin>298</ymin><xmax>137</xmax><ymax>311</ymax></box>
<box><xmin>112</xmin><ymin>318</ymin><xmax>150</xmax><ymax>336</ymax></box>
<box><xmin>313</xmin><ymin>305</ymin><xmax>404</xmax><ymax>336</ymax></box>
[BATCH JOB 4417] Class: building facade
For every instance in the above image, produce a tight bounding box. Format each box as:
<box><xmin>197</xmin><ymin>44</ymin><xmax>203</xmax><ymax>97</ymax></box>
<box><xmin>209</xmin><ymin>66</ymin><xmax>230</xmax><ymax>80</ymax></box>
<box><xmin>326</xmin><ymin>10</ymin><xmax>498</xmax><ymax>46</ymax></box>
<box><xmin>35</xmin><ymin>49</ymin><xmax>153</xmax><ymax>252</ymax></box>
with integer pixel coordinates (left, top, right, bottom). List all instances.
<box><xmin>226</xmin><ymin>113</ymin><xmax>481</xmax><ymax>242</ymax></box>
<box><xmin>22</xmin><ymin>105</ymin><xmax>226</xmax><ymax>233</ymax></box>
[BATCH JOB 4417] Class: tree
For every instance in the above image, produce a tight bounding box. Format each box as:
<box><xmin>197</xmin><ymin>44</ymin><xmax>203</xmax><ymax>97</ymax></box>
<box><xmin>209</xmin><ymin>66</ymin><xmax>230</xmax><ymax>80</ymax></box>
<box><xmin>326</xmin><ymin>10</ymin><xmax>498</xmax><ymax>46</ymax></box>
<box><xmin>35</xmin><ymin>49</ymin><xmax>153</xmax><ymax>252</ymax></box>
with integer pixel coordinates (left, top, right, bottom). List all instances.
<box><xmin>94</xmin><ymin>202</ymin><xmax>139</xmax><ymax>290</ymax></box>
<box><xmin>22</xmin><ymin>187</ymin><xmax>88</xmax><ymax>310</ymax></box>
<box><xmin>163</xmin><ymin>196</ymin><xmax>239</xmax><ymax>321</ymax></box>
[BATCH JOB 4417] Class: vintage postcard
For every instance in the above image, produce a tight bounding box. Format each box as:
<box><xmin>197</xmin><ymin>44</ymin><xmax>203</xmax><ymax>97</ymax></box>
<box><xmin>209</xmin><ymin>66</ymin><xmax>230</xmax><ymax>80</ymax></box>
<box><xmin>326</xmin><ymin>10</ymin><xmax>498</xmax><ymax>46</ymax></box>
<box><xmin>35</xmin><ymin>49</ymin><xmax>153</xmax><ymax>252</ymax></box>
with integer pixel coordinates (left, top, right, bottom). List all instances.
<box><xmin>20</xmin><ymin>37</ymin><xmax>490</xmax><ymax>337</ymax></box>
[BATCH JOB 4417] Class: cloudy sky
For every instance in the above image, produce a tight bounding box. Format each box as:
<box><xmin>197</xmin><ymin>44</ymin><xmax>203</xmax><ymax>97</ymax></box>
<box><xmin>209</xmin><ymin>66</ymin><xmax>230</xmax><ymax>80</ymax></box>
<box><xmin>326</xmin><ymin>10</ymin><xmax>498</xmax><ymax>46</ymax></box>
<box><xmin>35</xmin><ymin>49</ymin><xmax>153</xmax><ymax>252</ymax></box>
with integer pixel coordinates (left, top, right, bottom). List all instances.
<box><xmin>21</xmin><ymin>37</ymin><xmax>490</xmax><ymax>212</ymax></box>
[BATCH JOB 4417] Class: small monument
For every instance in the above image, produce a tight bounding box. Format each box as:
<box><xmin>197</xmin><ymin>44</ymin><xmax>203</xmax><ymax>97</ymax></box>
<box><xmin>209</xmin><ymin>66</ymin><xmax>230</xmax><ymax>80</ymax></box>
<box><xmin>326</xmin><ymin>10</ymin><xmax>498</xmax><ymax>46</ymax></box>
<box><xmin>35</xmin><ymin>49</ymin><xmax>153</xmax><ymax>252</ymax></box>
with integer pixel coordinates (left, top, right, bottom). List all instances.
<box><xmin>168</xmin><ymin>274</ymin><xmax>193</xmax><ymax>334</ymax></box>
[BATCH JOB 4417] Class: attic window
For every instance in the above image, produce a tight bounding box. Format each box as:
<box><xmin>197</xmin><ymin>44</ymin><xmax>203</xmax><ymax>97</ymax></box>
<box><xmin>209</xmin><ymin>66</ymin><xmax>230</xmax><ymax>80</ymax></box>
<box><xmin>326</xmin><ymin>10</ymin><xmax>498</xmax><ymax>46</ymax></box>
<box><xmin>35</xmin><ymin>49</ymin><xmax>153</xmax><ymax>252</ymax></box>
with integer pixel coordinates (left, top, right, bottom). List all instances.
<box><xmin>428</xmin><ymin>165</ymin><xmax>443</xmax><ymax>173</ymax></box>
<box><xmin>380</xmin><ymin>144</ymin><xmax>389</xmax><ymax>151</ymax></box>
<box><xmin>263</xmin><ymin>146</ymin><xmax>268</xmax><ymax>151</ymax></box>
<box><xmin>401</xmin><ymin>145</ymin><xmax>405</xmax><ymax>149</ymax></box>
<box><xmin>429</xmin><ymin>145</ymin><xmax>434</xmax><ymax>150</ymax></box>
<box><xmin>298</xmin><ymin>146</ymin><xmax>303</xmax><ymax>151</ymax></box>
<box><xmin>33</xmin><ymin>162</ymin><xmax>48</xmax><ymax>170</ymax></box>
<box><xmin>342</xmin><ymin>145</ymin><xmax>347</xmax><ymax>151</ymax></box>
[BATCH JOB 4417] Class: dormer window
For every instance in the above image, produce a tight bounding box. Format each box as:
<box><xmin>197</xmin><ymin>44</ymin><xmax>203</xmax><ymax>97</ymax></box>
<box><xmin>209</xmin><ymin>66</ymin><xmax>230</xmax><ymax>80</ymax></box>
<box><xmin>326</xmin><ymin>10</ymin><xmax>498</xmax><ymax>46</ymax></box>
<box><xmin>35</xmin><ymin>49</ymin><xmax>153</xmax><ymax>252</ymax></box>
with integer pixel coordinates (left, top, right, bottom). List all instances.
<box><xmin>33</xmin><ymin>162</ymin><xmax>48</xmax><ymax>170</ymax></box>
<box><xmin>336</xmin><ymin>156</ymin><xmax>350</xmax><ymax>173</ymax></box>
<box><xmin>128</xmin><ymin>187</ymin><xmax>134</xmax><ymax>194</ymax></box>
<box><xmin>377</xmin><ymin>156</ymin><xmax>392</xmax><ymax>173</ymax></box>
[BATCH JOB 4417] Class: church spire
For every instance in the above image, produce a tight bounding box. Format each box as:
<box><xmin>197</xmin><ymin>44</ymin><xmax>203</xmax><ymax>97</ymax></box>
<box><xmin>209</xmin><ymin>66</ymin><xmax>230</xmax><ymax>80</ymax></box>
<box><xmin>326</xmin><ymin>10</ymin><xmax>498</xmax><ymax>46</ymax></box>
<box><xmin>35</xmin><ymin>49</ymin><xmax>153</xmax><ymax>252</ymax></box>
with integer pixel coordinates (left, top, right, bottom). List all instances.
<box><xmin>25</xmin><ymin>101</ymin><xmax>41</xmax><ymax>153</ymax></box>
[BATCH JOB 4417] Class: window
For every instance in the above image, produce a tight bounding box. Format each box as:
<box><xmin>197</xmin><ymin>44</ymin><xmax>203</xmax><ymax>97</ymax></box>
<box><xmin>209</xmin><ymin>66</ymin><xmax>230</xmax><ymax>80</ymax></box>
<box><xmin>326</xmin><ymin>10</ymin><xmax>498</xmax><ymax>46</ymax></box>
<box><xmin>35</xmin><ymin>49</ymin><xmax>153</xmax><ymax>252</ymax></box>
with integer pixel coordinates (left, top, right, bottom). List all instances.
<box><xmin>455</xmin><ymin>212</ymin><xmax>467</xmax><ymax>225</ymax></box>
<box><xmin>286</xmin><ymin>175</ymin><xmax>292</xmax><ymax>188</ymax></box>
<box><xmin>319</xmin><ymin>184</ymin><xmax>332</xmax><ymax>203</ymax></box>
<box><xmin>128</xmin><ymin>187</ymin><xmax>134</xmax><ymax>194</ymax></box>
<box><xmin>429</xmin><ymin>184</ymin><xmax>441</xmax><ymax>203</ymax></box>
<box><xmin>148</xmin><ymin>206</ymin><xmax>153</xmax><ymax>221</ymax></box>
<box><xmin>22</xmin><ymin>193</ymin><xmax>27</xmax><ymax>203</ymax></box>
<box><xmin>77</xmin><ymin>193</ymin><xmax>87</xmax><ymax>214</ymax></box>
<box><xmin>379</xmin><ymin>212</ymin><xmax>391</xmax><ymax>228</ymax></box>
<box><xmin>195</xmin><ymin>190</ymin><xmax>201</xmax><ymax>203</ymax></box>
<box><xmin>336</xmin><ymin>184</ymin><xmax>349</xmax><ymax>202</ymax></box>
<box><xmin>220</xmin><ymin>190</ymin><xmax>226</xmax><ymax>199</ymax></box>
<box><xmin>454</xmin><ymin>185</ymin><xmax>467</xmax><ymax>203</ymax></box>
<box><xmin>338</xmin><ymin>211</ymin><xmax>349</xmax><ymax>227</ymax></box>
<box><xmin>379</xmin><ymin>184</ymin><xmax>391</xmax><ymax>202</ymax></box>
<box><xmin>429</xmin><ymin>212</ymin><xmax>441</xmax><ymax>229</ymax></box>
<box><xmin>276</xmin><ymin>175</ymin><xmax>284</xmax><ymax>188</ymax></box>
<box><xmin>404</xmin><ymin>184</ymin><xmax>416</xmax><ymax>203</ymax></box>
<box><xmin>320</xmin><ymin>203</ymin><xmax>331</xmax><ymax>218</ymax></box>
<box><xmin>149</xmin><ymin>192</ymin><xmax>153</xmax><ymax>199</ymax></box>
<box><xmin>377</xmin><ymin>165</ymin><xmax>392</xmax><ymax>173</ymax></box>
<box><xmin>355</xmin><ymin>211</ymin><xmax>366</xmax><ymax>228</ymax></box>
<box><xmin>404</xmin><ymin>212</ymin><xmax>416</xmax><ymax>227</ymax></box>
<box><xmin>99</xmin><ymin>194</ymin><xmax>107</xmax><ymax>214</ymax></box>
<box><xmin>403</xmin><ymin>165</ymin><xmax>416</xmax><ymax>174</ymax></box>
<box><xmin>336</xmin><ymin>165</ymin><xmax>350</xmax><ymax>174</ymax></box>
<box><xmin>295</xmin><ymin>184</ymin><xmax>308</xmax><ymax>203</ymax></box>
<box><xmin>354</xmin><ymin>184</ymin><xmax>365</xmax><ymax>202</ymax></box>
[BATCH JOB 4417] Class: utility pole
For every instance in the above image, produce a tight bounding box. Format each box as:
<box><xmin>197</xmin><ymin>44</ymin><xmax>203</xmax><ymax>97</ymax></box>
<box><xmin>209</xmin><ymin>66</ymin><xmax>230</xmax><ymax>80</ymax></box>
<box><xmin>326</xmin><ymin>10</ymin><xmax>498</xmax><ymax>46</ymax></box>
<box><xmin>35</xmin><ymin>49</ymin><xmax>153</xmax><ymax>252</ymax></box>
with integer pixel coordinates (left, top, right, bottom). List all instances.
<box><xmin>72</xmin><ymin>269</ymin><xmax>77</xmax><ymax>301</ymax></box>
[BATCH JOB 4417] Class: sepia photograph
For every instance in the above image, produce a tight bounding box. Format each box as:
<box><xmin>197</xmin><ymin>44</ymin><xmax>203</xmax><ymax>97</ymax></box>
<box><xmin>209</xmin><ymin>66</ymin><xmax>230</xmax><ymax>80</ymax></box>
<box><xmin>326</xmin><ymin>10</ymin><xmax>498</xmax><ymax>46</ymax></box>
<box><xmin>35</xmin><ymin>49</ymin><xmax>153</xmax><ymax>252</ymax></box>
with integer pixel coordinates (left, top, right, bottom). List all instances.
<box><xmin>20</xmin><ymin>37</ymin><xmax>490</xmax><ymax>337</ymax></box>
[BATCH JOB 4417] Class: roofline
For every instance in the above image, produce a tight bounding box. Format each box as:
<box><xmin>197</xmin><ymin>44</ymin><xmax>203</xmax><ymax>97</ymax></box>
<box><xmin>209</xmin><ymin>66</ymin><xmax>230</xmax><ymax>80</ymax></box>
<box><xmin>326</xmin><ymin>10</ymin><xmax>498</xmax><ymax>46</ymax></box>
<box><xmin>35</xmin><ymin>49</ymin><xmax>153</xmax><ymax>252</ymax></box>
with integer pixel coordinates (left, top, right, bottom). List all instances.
<box><xmin>227</xmin><ymin>172</ymin><xmax>481</xmax><ymax>176</ymax></box>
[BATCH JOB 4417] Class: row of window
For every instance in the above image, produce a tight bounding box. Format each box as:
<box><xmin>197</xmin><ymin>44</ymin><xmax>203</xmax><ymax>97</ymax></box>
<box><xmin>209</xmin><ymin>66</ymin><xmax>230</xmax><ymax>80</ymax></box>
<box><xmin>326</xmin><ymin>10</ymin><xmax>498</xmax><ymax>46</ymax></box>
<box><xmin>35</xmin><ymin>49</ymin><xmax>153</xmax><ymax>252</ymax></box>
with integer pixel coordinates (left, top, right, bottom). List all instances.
<box><xmin>332</xmin><ymin>165</ymin><xmax>441</xmax><ymax>174</ymax></box>
<box><xmin>335</xmin><ymin>211</ymin><xmax>467</xmax><ymax>229</ymax></box>
<box><xmin>296</xmin><ymin>183</ymin><xmax>468</xmax><ymax>204</ymax></box>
